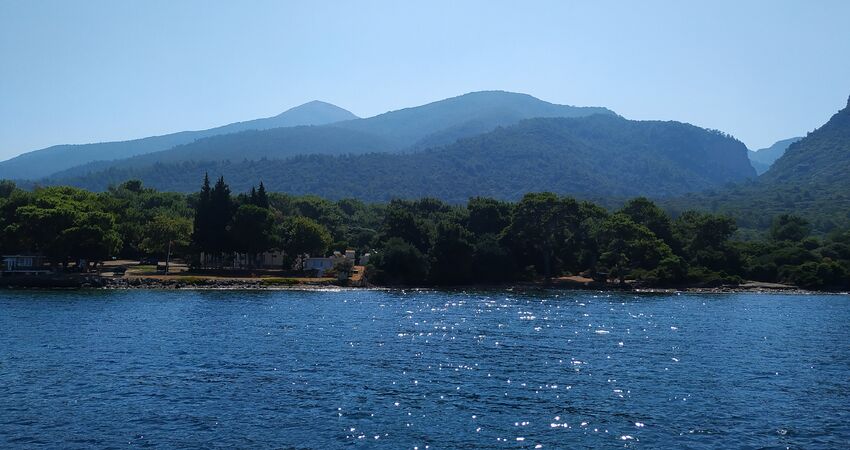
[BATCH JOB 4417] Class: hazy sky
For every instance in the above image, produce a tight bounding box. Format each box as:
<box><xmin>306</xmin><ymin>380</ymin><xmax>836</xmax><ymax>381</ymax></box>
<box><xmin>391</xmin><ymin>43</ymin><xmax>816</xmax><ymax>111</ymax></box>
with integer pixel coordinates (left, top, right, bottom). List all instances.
<box><xmin>1</xmin><ymin>0</ymin><xmax>849</xmax><ymax>161</ymax></box>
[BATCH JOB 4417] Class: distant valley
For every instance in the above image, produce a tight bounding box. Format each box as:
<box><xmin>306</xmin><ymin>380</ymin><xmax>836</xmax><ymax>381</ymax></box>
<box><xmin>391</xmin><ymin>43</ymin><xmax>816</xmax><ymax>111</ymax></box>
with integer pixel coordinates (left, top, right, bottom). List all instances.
<box><xmin>748</xmin><ymin>137</ymin><xmax>803</xmax><ymax>174</ymax></box>
<box><xmin>666</xmin><ymin>95</ymin><xmax>850</xmax><ymax>232</ymax></box>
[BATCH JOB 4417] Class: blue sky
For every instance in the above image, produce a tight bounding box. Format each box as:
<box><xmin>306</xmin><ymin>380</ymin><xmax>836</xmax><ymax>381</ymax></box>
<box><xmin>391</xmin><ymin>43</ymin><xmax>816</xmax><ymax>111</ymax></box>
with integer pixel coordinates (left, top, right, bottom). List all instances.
<box><xmin>1</xmin><ymin>0</ymin><xmax>849</xmax><ymax>161</ymax></box>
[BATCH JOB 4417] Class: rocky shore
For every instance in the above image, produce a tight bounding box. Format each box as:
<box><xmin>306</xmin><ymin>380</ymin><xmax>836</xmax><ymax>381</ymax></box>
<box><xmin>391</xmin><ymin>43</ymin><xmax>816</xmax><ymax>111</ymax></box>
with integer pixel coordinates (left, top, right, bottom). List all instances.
<box><xmin>100</xmin><ymin>277</ymin><xmax>343</xmax><ymax>290</ymax></box>
<box><xmin>3</xmin><ymin>273</ymin><xmax>846</xmax><ymax>295</ymax></box>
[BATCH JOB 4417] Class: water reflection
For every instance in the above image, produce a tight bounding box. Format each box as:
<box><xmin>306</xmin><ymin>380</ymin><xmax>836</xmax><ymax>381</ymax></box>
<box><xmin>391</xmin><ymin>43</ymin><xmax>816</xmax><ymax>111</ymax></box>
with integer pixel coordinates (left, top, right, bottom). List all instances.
<box><xmin>0</xmin><ymin>290</ymin><xmax>848</xmax><ymax>448</ymax></box>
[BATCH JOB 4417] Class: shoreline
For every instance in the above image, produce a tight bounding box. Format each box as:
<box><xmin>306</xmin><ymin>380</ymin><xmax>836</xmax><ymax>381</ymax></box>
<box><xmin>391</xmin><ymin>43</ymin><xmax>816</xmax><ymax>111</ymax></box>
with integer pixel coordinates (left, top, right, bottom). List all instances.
<box><xmin>2</xmin><ymin>274</ymin><xmax>845</xmax><ymax>295</ymax></box>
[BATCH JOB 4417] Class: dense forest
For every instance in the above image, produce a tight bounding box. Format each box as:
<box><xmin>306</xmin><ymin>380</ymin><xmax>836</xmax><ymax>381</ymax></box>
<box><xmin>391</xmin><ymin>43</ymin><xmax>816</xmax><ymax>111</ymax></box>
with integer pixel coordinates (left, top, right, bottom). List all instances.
<box><xmin>1</xmin><ymin>177</ymin><xmax>847</xmax><ymax>290</ymax></box>
<box><xmin>46</xmin><ymin>115</ymin><xmax>755</xmax><ymax>201</ymax></box>
<box><xmin>665</xmin><ymin>96</ymin><xmax>850</xmax><ymax>235</ymax></box>
<box><xmin>50</xmin><ymin>125</ymin><xmax>395</xmax><ymax>179</ymax></box>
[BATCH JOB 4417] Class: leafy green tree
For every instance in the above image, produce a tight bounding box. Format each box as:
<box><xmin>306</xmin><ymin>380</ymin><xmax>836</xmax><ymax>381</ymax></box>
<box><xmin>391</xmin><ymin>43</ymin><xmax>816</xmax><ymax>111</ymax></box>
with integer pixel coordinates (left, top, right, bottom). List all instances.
<box><xmin>61</xmin><ymin>211</ymin><xmax>122</xmax><ymax>270</ymax></box>
<box><xmin>782</xmin><ymin>260</ymin><xmax>848</xmax><ymax>289</ymax></box>
<box><xmin>579</xmin><ymin>202</ymin><xmax>612</xmax><ymax>269</ymax></box>
<box><xmin>0</xmin><ymin>190</ymin><xmax>31</xmax><ymax>253</ymax></box>
<box><xmin>370</xmin><ymin>237</ymin><xmax>430</xmax><ymax>285</ymax></box>
<box><xmin>673</xmin><ymin>211</ymin><xmax>740</xmax><ymax>274</ymax></box>
<box><xmin>4</xmin><ymin>187</ymin><xmax>122</xmax><ymax>268</ymax></box>
<box><xmin>102</xmin><ymin>180</ymin><xmax>192</xmax><ymax>258</ymax></box>
<box><xmin>281</xmin><ymin>216</ymin><xmax>332</xmax><ymax>268</ymax></box>
<box><xmin>466</xmin><ymin>197</ymin><xmax>512</xmax><ymax>236</ymax></box>
<box><xmin>471</xmin><ymin>233</ymin><xmax>516</xmax><ymax>283</ymax></box>
<box><xmin>287</xmin><ymin>195</ymin><xmax>346</xmax><ymax>242</ymax></box>
<box><xmin>381</xmin><ymin>206</ymin><xmax>433</xmax><ymax>253</ymax></box>
<box><xmin>770</xmin><ymin>214</ymin><xmax>810</xmax><ymax>242</ymax></box>
<box><xmin>428</xmin><ymin>221</ymin><xmax>474</xmax><ymax>285</ymax></box>
<box><xmin>597</xmin><ymin>213</ymin><xmax>680</xmax><ymax>283</ymax></box>
<box><xmin>121</xmin><ymin>179</ymin><xmax>144</xmax><ymax>193</ymax></box>
<box><xmin>620</xmin><ymin>197</ymin><xmax>674</xmax><ymax>245</ymax></box>
<box><xmin>231</xmin><ymin>204</ymin><xmax>276</xmax><ymax>267</ymax></box>
<box><xmin>140</xmin><ymin>214</ymin><xmax>193</xmax><ymax>257</ymax></box>
<box><xmin>504</xmin><ymin>193</ymin><xmax>581</xmax><ymax>279</ymax></box>
<box><xmin>13</xmin><ymin>203</ymin><xmax>78</xmax><ymax>258</ymax></box>
<box><xmin>0</xmin><ymin>180</ymin><xmax>16</xmax><ymax>198</ymax></box>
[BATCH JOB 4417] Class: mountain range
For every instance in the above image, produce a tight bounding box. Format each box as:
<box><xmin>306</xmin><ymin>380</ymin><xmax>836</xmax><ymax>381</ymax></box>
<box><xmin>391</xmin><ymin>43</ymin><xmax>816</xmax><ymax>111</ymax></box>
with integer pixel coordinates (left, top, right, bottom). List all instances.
<box><xmin>6</xmin><ymin>90</ymin><xmax>848</xmax><ymax>214</ymax></box>
<box><xmin>47</xmin><ymin>114</ymin><xmax>755</xmax><ymax>202</ymax></box>
<box><xmin>45</xmin><ymin>91</ymin><xmax>615</xmax><ymax>179</ymax></box>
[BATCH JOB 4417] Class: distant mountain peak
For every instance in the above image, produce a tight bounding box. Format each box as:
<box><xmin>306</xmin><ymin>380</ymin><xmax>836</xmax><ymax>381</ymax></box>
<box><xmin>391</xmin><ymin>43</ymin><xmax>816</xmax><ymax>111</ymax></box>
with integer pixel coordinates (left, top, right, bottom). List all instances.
<box><xmin>333</xmin><ymin>90</ymin><xmax>617</xmax><ymax>149</ymax></box>
<box><xmin>276</xmin><ymin>100</ymin><xmax>359</xmax><ymax>119</ymax></box>
<box><xmin>0</xmin><ymin>99</ymin><xmax>358</xmax><ymax>180</ymax></box>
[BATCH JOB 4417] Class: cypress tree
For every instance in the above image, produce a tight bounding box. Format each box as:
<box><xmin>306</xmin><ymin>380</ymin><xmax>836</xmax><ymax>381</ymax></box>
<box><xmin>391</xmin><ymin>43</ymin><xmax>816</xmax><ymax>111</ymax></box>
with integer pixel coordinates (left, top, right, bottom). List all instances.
<box><xmin>210</xmin><ymin>176</ymin><xmax>234</xmax><ymax>256</ymax></box>
<box><xmin>191</xmin><ymin>173</ymin><xmax>213</xmax><ymax>263</ymax></box>
<box><xmin>256</xmin><ymin>181</ymin><xmax>269</xmax><ymax>209</ymax></box>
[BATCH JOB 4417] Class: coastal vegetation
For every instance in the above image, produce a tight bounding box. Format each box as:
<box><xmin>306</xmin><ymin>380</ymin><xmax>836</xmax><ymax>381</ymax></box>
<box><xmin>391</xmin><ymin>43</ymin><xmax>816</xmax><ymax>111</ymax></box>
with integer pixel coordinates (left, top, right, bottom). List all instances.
<box><xmin>1</xmin><ymin>177</ymin><xmax>847</xmax><ymax>290</ymax></box>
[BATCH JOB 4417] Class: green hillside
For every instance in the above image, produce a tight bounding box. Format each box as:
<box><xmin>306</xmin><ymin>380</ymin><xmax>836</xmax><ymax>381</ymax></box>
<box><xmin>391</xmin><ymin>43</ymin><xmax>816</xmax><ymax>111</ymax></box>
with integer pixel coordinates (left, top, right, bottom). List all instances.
<box><xmin>49</xmin><ymin>115</ymin><xmax>755</xmax><ymax>202</ymax></box>
<box><xmin>666</xmin><ymin>96</ymin><xmax>850</xmax><ymax>233</ymax></box>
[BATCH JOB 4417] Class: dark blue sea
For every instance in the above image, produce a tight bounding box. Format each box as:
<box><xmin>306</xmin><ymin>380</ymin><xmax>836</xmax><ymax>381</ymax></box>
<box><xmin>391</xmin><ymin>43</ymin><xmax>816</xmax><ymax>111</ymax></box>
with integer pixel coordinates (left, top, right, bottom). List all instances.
<box><xmin>1</xmin><ymin>289</ymin><xmax>848</xmax><ymax>449</ymax></box>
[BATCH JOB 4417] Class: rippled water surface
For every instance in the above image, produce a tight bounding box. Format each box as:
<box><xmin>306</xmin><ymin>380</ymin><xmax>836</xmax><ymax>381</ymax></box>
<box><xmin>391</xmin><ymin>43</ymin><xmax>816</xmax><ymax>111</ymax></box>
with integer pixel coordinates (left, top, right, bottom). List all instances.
<box><xmin>1</xmin><ymin>289</ymin><xmax>849</xmax><ymax>448</ymax></box>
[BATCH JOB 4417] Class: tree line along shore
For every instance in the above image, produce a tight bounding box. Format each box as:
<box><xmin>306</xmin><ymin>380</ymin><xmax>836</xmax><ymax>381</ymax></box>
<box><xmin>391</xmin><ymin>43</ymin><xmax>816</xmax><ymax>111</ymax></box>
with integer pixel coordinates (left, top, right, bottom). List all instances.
<box><xmin>0</xmin><ymin>176</ymin><xmax>848</xmax><ymax>291</ymax></box>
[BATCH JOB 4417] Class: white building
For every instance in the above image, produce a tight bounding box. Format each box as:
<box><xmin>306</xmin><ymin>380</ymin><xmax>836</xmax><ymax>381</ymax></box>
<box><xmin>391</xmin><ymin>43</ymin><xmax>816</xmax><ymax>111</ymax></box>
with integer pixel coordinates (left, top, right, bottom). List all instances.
<box><xmin>303</xmin><ymin>257</ymin><xmax>334</xmax><ymax>276</ymax></box>
<box><xmin>1</xmin><ymin>255</ymin><xmax>50</xmax><ymax>275</ymax></box>
<box><xmin>303</xmin><ymin>249</ymin><xmax>359</xmax><ymax>277</ymax></box>
<box><xmin>200</xmin><ymin>251</ymin><xmax>284</xmax><ymax>269</ymax></box>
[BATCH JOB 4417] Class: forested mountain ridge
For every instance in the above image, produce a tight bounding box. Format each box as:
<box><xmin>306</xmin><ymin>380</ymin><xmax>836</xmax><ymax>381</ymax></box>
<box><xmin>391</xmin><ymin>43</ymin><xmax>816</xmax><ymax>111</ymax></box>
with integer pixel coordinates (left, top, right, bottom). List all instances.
<box><xmin>49</xmin><ymin>125</ymin><xmax>394</xmax><ymax>179</ymax></box>
<box><xmin>762</xmin><ymin>96</ymin><xmax>850</xmax><ymax>184</ymax></box>
<box><xmin>30</xmin><ymin>91</ymin><xmax>616</xmax><ymax>179</ymax></box>
<box><xmin>0</xmin><ymin>100</ymin><xmax>358</xmax><ymax>180</ymax></box>
<box><xmin>666</xmin><ymin>95</ymin><xmax>850</xmax><ymax>233</ymax></box>
<box><xmin>332</xmin><ymin>90</ymin><xmax>617</xmax><ymax>149</ymax></box>
<box><xmin>50</xmin><ymin>115</ymin><xmax>756</xmax><ymax>202</ymax></box>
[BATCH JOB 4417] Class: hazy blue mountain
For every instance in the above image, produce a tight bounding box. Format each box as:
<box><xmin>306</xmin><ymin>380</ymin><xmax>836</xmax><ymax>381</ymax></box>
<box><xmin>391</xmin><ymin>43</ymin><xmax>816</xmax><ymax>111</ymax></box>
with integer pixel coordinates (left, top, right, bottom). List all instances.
<box><xmin>0</xmin><ymin>100</ymin><xmax>357</xmax><ymax>180</ymax></box>
<box><xmin>52</xmin><ymin>115</ymin><xmax>755</xmax><ymax>202</ymax></box>
<box><xmin>748</xmin><ymin>159</ymin><xmax>770</xmax><ymax>175</ymax></box>
<box><xmin>748</xmin><ymin>137</ymin><xmax>802</xmax><ymax>174</ymax></box>
<box><xmin>334</xmin><ymin>90</ymin><xmax>617</xmax><ymax>148</ymax></box>
<box><xmin>42</xmin><ymin>91</ymin><xmax>616</xmax><ymax>178</ymax></box>
<box><xmin>51</xmin><ymin>125</ymin><xmax>393</xmax><ymax>179</ymax></box>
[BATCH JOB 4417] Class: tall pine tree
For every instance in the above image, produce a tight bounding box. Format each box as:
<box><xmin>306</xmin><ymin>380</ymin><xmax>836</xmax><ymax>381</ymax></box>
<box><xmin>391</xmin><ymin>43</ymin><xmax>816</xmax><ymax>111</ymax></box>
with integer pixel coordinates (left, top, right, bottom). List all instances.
<box><xmin>256</xmin><ymin>182</ymin><xmax>269</xmax><ymax>209</ymax></box>
<box><xmin>209</xmin><ymin>176</ymin><xmax>234</xmax><ymax>256</ymax></box>
<box><xmin>191</xmin><ymin>173</ymin><xmax>213</xmax><ymax>261</ymax></box>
